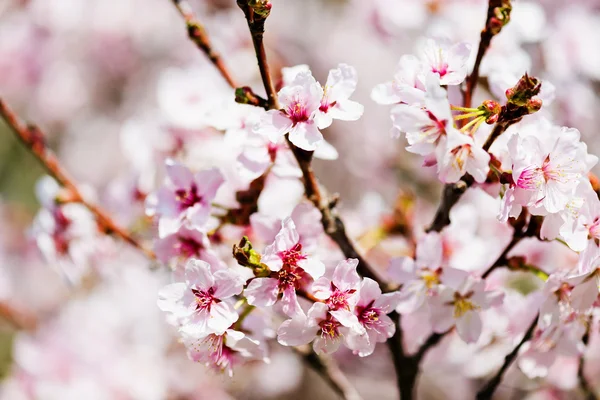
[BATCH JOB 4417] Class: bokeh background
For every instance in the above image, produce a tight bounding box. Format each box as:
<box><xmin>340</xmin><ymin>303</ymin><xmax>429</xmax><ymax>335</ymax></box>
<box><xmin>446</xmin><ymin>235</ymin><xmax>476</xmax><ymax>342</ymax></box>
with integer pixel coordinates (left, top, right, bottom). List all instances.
<box><xmin>1</xmin><ymin>0</ymin><xmax>600</xmax><ymax>399</ymax></box>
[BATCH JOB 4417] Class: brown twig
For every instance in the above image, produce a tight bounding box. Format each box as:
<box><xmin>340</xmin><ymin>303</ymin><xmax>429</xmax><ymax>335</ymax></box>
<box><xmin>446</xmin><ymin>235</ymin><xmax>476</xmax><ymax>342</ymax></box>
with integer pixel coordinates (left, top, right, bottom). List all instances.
<box><xmin>0</xmin><ymin>99</ymin><xmax>156</xmax><ymax>260</ymax></box>
<box><xmin>297</xmin><ymin>348</ymin><xmax>364</xmax><ymax>400</ymax></box>
<box><xmin>463</xmin><ymin>0</ymin><xmax>512</xmax><ymax>108</ymax></box>
<box><xmin>579</xmin><ymin>320</ymin><xmax>599</xmax><ymax>400</ymax></box>
<box><xmin>170</xmin><ymin>0</ymin><xmax>238</xmax><ymax>88</ymax></box>
<box><xmin>476</xmin><ymin>314</ymin><xmax>538</xmax><ymax>400</ymax></box>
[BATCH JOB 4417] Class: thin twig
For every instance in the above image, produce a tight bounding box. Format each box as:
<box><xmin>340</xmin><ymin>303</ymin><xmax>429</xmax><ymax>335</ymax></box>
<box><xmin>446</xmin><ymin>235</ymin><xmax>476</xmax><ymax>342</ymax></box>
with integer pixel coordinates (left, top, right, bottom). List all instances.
<box><xmin>298</xmin><ymin>348</ymin><xmax>364</xmax><ymax>400</ymax></box>
<box><xmin>579</xmin><ymin>320</ymin><xmax>599</xmax><ymax>400</ymax></box>
<box><xmin>0</xmin><ymin>99</ymin><xmax>156</xmax><ymax>260</ymax></box>
<box><xmin>463</xmin><ymin>0</ymin><xmax>511</xmax><ymax>108</ymax></box>
<box><xmin>170</xmin><ymin>0</ymin><xmax>238</xmax><ymax>88</ymax></box>
<box><xmin>476</xmin><ymin>314</ymin><xmax>538</xmax><ymax>400</ymax></box>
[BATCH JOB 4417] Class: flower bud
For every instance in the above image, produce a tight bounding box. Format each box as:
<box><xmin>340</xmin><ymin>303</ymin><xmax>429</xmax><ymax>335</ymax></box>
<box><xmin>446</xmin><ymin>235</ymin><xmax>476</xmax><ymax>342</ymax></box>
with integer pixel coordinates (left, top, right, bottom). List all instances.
<box><xmin>505</xmin><ymin>73</ymin><xmax>542</xmax><ymax>107</ymax></box>
<box><xmin>479</xmin><ymin>100</ymin><xmax>501</xmax><ymax>124</ymax></box>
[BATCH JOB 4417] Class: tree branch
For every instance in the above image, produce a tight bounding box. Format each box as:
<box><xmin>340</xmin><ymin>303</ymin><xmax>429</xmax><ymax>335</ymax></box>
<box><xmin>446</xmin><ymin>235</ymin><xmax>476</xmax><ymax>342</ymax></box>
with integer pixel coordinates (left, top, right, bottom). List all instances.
<box><xmin>0</xmin><ymin>99</ymin><xmax>156</xmax><ymax>260</ymax></box>
<box><xmin>170</xmin><ymin>0</ymin><xmax>238</xmax><ymax>88</ymax></box>
<box><xmin>476</xmin><ymin>314</ymin><xmax>538</xmax><ymax>400</ymax></box>
<box><xmin>463</xmin><ymin>0</ymin><xmax>512</xmax><ymax>108</ymax></box>
<box><xmin>298</xmin><ymin>348</ymin><xmax>364</xmax><ymax>400</ymax></box>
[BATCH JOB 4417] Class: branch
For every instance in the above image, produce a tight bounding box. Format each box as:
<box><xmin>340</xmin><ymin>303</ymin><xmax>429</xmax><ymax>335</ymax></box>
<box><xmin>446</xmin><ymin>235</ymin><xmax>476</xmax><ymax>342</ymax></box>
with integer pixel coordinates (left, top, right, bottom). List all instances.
<box><xmin>579</xmin><ymin>320</ymin><xmax>598</xmax><ymax>400</ymax></box>
<box><xmin>170</xmin><ymin>0</ymin><xmax>238</xmax><ymax>88</ymax></box>
<box><xmin>476</xmin><ymin>314</ymin><xmax>538</xmax><ymax>400</ymax></box>
<box><xmin>298</xmin><ymin>348</ymin><xmax>364</xmax><ymax>400</ymax></box>
<box><xmin>0</xmin><ymin>99</ymin><xmax>156</xmax><ymax>260</ymax></box>
<box><xmin>463</xmin><ymin>0</ymin><xmax>512</xmax><ymax>108</ymax></box>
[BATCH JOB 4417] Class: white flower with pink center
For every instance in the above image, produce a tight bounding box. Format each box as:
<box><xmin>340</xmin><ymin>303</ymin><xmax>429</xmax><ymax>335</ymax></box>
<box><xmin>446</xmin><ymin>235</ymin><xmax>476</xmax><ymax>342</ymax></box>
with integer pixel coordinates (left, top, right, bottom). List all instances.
<box><xmin>371</xmin><ymin>54</ymin><xmax>426</xmax><ymax>105</ymax></box>
<box><xmin>346</xmin><ymin>278</ymin><xmax>401</xmax><ymax>357</ymax></box>
<box><xmin>418</xmin><ymin>38</ymin><xmax>472</xmax><ymax>86</ymax></box>
<box><xmin>154</xmin><ymin>223</ymin><xmax>225</xmax><ymax>269</ymax></box>
<box><xmin>389</xmin><ymin>232</ymin><xmax>444</xmax><ymax>314</ymax></box>
<box><xmin>312</xmin><ymin>258</ymin><xmax>362</xmax><ymax>311</ymax></box>
<box><xmin>437</xmin><ymin>128</ymin><xmax>490</xmax><ymax>184</ymax></box>
<box><xmin>508</xmin><ymin>127</ymin><xmax>590</xmax><ymax>214</ymax></box>
<box><xmin>315</xmin><ymin>63</ymin><xmax>364</xmax><ymax>129</ymax></box>
<box><xmin>390</xmin><ymin>73</ymin><xmax>452</xmax><ymax>154</ymax></box>
<box><xmin>255</xmin><ymin>71</ymin><xmax>324</xmax><ymax>151</ymax></box>
<box><xmin>518</xmin><ymin>312</ymin><xmax>586</xmax><ymax>379</ymax></box>
<box><xmin>244</xmin><ymin>217</ymin><xmax>325</xmax><ymax>317</ymax></box>
<box><xmin>277</xmin><ymin>302</ymin><xmax>366</xmax><ymax>355</ymax></box>
<box><xmin>184</xmin><ymin>329</ymin><xmax>268</xmax><ymax>377</ymax></box>
<box><xmin>429</xmin><ymin>268</ymin><xmax>504</xmax><ymax>343</ymax></box>
<box><xmin>158</xmin><ymin>259</ymin><xmax>244</xmax><ymax>336</ymax></box>
<box><xmin>149</xmin><ymin>159</ymin><xmax>224</xmax><ymax>233</ymax></box>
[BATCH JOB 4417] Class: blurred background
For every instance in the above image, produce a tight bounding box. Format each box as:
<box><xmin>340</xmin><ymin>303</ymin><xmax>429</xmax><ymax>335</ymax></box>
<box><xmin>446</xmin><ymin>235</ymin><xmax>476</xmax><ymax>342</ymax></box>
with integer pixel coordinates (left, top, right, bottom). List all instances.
<box><xmin>1</xmin><ymin>0</ymin><xmax>600</xmax><ymax>399</ymax></box>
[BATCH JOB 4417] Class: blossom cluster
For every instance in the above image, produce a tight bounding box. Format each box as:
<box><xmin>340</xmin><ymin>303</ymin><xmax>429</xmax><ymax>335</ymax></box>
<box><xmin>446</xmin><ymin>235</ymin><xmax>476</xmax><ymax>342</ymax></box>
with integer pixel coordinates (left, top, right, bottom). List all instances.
<box><xmin>2</xmin><ymin>0</ymin><xmax>600</xmax><ymax>399</ymax></box>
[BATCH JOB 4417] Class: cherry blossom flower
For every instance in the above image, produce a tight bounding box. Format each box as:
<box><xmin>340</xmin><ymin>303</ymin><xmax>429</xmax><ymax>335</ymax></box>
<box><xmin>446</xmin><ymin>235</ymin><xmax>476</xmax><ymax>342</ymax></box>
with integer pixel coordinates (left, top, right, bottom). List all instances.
<box><xmin>315</xmin><ymin>63</ymin><xmax>364</xmax><ymax>129</ymax></box>
<box><xmin>346</xmin><ymin>278</ymin><xmax>401</xmax><ymax>357</ymax></box>
<box><xmin>184</xmin><ymin>329</ymin><xmax>268</xmax><ymax>376</ymax></box>
<box><xmin>429</xmin><ymin>268</ymin><xmax>504</xmax><ymax>343</ymax></box>
<box><xmin>250</xmin><ymin>202</ymin><xmax>323</xmax><ymax>252</ymax></box>
<box><xmin>277</xmin><ymin>302</ymin><xmax>365</xmax><ymax>355</ymax></box>
<box><xmin>157</xmin><ymin>259</ymin><xmax>244</xmax><ymax>336</ymax></box>
<box><xmin>418</xmin><ymin>38</ymin><xmax>471</xmax><ymax>86</ymax></box>
<box><xmin>244</xmin><ymin>217</ymin><xmax>325</xmax><ymax>317</ymax></box>
<box><xmin>519</xmin><ymin>312</ymin><xmax>586</xmax><ymax>379</ymax></box>
<box><xmin>437</xmin><ymin>129</ymin><xmax>490</xmax><ymax>184</ymax></box>
<box><xmin>371</xmin><ymin>54</ymin><xmax>425</xmax><ymax>105</ymax></box>
<box><xmin>389</xmin><ymin>232</ymin><xmax>444</xmax><ymax>314</ymax></box>
<box><xmin>390</xmin><ymin>73</ymin><xmax>452</xmax><ymax>153</ymax></box>
<box><xmin>149</xmin><ymin>159</ymin><xmax>224</xmax><ymax>234</ymax></box>
<box><xmin>312</xmin><ymin>258</ymin><xmax>362</xmax><ymax>311</ymax></box>
<box><xmin>507</xmin><ymin>126</ymin><xmax>594</xmax><ymax>215</ymax></box>
<box><xmin>255</xmin><ymin>71</ymin><xmax>324</xmax><ymax>151</ymax></box>
<box><xmin>154</xmin><ymin>223</ymin><xmax>225</xmax><ymax>269</ymax></box>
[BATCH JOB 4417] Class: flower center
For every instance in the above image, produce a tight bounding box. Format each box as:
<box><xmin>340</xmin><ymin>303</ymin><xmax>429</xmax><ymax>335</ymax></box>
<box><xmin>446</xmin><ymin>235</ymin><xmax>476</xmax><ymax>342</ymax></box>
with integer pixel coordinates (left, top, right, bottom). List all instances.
<box><xmin>419</xmin><ymin>269</ymin><xmax>441</xmax><ymax>289</ymax></box>
<box><xmin>175</xmin><ymin>184</ymin><xmax>203</xmax><ymax>210</ymax></box>
<box><xmin>287</xmin><ymin>101</ymin><xmax>310</xmax><ymax>125</ymax></box>
<box><xmin>452</xmin><ymin>293</ymin><xmax>478</xmax><ymax>318</ymax></box>
<box><xmin>326</xmin><ymin>284</ymin><xmax>356</xmax><ymax>311</ymax></box>
<box><xmin>358</xmin><ymin>306</ymin><xmax>380</xmax><ymax>328</ymax></box>
<box><xmin>191</xmin><ymin>286</ymin><xmax>215</xmax><ymax>312</ymax></box>
<box><xmin>319</xmin><ymin>317</ymin><xmax>341</xmax><ymax>339</ymax></box>
<box><xmin>178</xmin><ymin>236</ymin><xmax>204</xmax><ymax>258</ymax></box>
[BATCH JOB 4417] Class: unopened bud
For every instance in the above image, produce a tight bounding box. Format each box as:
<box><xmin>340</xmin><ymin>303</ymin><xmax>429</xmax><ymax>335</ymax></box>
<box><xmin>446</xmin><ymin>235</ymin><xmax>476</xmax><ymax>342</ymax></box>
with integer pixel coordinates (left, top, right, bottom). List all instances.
<box><xmin>235</xmin><ymin>86</ymin><xmax>267</xmax><ymax>108</ymax></box>
<box><xmin>526</xmin><ymin>97</ymin><xmax>543</xmax><ymax>114</ymax></box>
<box><xmin>232</xmin><ymin>236</ymin><xmax>269</xmax><ymax>276</ymax></box>
<box><xmin>505</xmin><ymin>73</ymin><xmax>542</xmax><ymax>107</ymax></box>
<box><xmin>507</xmin><ymin>256</ymin><xmax>526</xmax><ymax>270</ymax></box>
<box><xmin>479</xmin><ymin>100</ymin><xmax>501</xmax><ymax>124</ymax></box>
<box><xmin>247</xmin><ymin>0</ymin><xmax>271</xmax><ymax>17</ymax></box>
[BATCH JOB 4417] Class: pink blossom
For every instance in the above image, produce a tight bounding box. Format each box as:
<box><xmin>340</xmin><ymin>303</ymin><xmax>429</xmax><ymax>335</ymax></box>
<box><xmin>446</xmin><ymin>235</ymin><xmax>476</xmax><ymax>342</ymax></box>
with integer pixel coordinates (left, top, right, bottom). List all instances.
<box><xmin>315</xmin><ymin>63</ymin><xmax>364</xmax><ymax>128</ymax></box>
<box><xmin>437</xmin><ymin>128</ymin><xmax>490</xmax><ymax>184</ymax></box>
<box><xmin>157</xmin><ymin>259</ymin><xmax>244</xmax><ymax>336</ymax></box>
<box><xmin>389</xmin><ymin>232</ymin><xmax>444</xmax><ymax>314</ymax></box>
<box><xmin>429</xmin><ymin>268</ymin><xmax>504</xmax><ymax>343</ymax></box>
<box><xmin>184</xmin><ymin>329</ymin><xmax>268</xmax><ymax>377</ymax></box>
<box><xmin>154</xmin><ymin>223</ymin><xmax>225</xmax><ymax>269</ymax></box>
<box><xmin>372</xmin><ymin>55</ymin><xmax>426</xmax><ymax>106</ymax></box>
<box><xmin>418</xmin><ymin>38</ymin><xmax>471</xmax><ymax>86</ymax></box>
<box><xmin>312</xmin><ymin>258</ymin><xmax>362</xmax><ymax>310</ymax></box>
<box><xmin>244</xmin><ymin>217</ymin><xmax>325</xmax><ymax>317</ymax></box>
<box><xmin>390</xmin><ymin>73</ymin><xmax>452</xmax><ymax>153</ymax></box>
<box><xmin>255</xmin><ymin>71</ymin><xmax>324</xmax><ymax>151</ymax></box>
<box><xmin>508</xmin><ymin>127</ymin><xmax>594</xmax><ymax>214</ymax></box>
<box><xmin>346</xmin><ymin>278</ymin><xmax>401</xmax><ymax>357</ymax></box>
<box><xmin>277</xmin><ymin>302</ymin><xmax>365</xmax><ymax>355</ymax></box>
<box><xmin>150</xmin><ymin>159</ymin><xmax>224</xmax><ymax>233</ymax></box>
